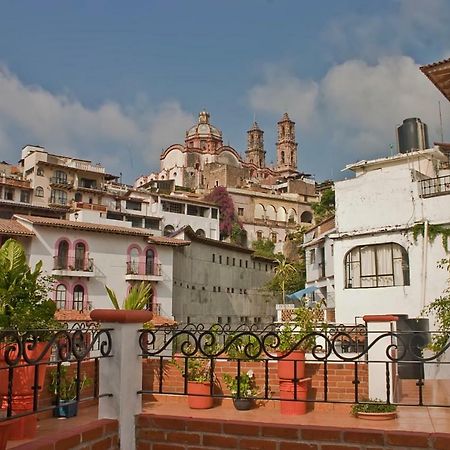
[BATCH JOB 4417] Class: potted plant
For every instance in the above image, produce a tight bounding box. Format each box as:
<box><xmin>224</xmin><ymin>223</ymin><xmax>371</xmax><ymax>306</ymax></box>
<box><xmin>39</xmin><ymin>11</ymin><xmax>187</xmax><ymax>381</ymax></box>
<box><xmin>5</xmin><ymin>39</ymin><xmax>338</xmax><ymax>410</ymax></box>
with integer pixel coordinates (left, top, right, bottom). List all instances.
<box><xmin>223</xmin><ymin>369</ymin><xmax>259</xmax><ymax>410</ymax></box>
<box><xmin>277</xmin><ymin>300</ymin><xmax>323</xmax><ymax>380</ymax></box>
<box><xmin>351</xmin><ymin>398</ymin><xmax>397</xmax><ymax>420</ymax></box>
<box><xmin>0</xmin><ymin>239</ymin><xmax>58</xmax><ymax>439</ymax></box>
<box><xmin>48</xmin><ymin>361</ymin><xmax>92</xmax><ymax>418</ymax></box>
<box><xmin>173</xmin><ymin>352</ymin><xmax>214</xmax><ymax>409</ymax></box>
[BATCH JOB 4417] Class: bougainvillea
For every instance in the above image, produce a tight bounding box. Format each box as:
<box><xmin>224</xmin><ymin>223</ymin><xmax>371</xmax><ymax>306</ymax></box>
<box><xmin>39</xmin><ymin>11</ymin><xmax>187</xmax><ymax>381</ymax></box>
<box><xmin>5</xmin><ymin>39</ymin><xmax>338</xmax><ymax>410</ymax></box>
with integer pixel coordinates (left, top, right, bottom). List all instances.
<box><xmin>204</xmin><ymin>186</ymin><xmax>243</xmax><ymax>240</ymax></box>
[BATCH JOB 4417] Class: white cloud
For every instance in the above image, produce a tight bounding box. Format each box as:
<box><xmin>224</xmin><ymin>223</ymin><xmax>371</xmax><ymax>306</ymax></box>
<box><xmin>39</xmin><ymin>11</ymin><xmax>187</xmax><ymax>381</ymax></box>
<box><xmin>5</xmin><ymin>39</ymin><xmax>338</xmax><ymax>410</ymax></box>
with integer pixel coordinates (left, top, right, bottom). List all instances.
<box><xmin>0</xmin><ymin>66</ymin><xmax>192</xmax><ymax>180</ymax></box>
<box><xmin>248</xmin><ymin>55</ymin><xmax>450</xmax><ymax>161</ymax></box>
<box><xmin>248</xmin><ymin>67</ymin><xmax>319</xmax><ymax>129</ymax></box>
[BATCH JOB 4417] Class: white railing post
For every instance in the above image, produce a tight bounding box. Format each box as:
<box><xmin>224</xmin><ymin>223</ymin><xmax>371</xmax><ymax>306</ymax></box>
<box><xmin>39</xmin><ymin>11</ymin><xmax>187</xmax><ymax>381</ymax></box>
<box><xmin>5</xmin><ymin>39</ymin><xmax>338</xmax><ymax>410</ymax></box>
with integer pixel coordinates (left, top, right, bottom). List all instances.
<box><xmin>91</xmin><ymin>310</ymin><xmax>152</xmax><ymax>450</ymax></box>
<box><xmin>364</xmin><ymin>315</ymin><xmax>398</xmax><ymax>401</ymax></box>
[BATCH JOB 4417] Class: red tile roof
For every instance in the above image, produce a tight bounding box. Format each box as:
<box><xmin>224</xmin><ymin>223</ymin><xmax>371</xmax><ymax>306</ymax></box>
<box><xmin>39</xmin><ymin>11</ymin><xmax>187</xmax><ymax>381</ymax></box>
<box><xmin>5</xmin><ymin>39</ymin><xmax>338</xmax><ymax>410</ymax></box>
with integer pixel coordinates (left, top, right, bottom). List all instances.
<box><xmin>150</xmin><ymin>315</ymin><xmax>177</xmax><ymax>327</ymax></box>
<box><xmin>55</xmin><ymin>309</ymin><xmax>92</xmax><ymax>322</ymax></box>
<box><xmin>0</xmin><ymin>219</ymin><xmax>35</xmax><ymax>236</ymax></box>
<box><xmin>420</xmin><ymin>58</ymin><xmax>450</xmax><ymax>102</ymax></box>
<box><xmin>14</xmin><ymin>215</ymin><xmax>155</xmax><ymax>237</ymax></box>
<box><xmin>148</xmin><ymin>235</ymin><xmax>190</xmax><ymax>247</ymax></box>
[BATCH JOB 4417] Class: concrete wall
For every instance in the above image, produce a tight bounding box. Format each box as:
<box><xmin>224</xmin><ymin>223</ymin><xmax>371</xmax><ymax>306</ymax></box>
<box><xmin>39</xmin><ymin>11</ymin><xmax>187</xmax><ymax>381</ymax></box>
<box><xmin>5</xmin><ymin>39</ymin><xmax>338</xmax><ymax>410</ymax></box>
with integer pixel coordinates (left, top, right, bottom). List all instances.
<box><xmin>172</xmin><ymin>240</ymin><xmax>276</xmax><ymax>326</ymax></box>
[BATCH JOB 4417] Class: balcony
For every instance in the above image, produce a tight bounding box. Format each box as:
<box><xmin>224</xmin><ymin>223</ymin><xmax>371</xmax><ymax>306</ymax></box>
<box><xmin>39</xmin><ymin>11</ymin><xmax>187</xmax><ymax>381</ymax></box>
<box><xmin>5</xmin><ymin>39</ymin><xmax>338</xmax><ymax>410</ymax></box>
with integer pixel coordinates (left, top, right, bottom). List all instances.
<box><xmin>125</xmin><ymin>261</ymin><xmax>163</xmax><ymax>281</ymax></box>
<box><xmin>49</xmin><ymin>177</ymin><xmax>73</xmax><ymax>188</ymax></box>
<box><xmin>52</xmin><ymin>255</ymin><xmax>95</xmax><ymax>277</ymax></box>
<box><xmin>419</xmin><ymin>174</ymin><xmax>450</xmax><ymax>198</ymax></box>
<box><xmin>73</xmin><ymin>201</ymin><xmax>107</xmax><ymax>212</ymax></box>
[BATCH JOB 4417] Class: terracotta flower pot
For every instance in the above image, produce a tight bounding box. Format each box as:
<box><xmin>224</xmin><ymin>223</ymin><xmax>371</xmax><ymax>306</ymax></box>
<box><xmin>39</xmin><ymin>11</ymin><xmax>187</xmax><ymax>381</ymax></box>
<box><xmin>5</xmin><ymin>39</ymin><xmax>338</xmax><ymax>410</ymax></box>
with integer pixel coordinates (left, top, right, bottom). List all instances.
<box><xmin>90</xmin><ymin>309</ymin><xmax>152</xmax><ymax>323</ymax></box>
<box><xmin>0</xmin><ymin>420</ymin><xmax>12</xmax><ymax>450</ymax></box>
<box><xmin>277</xmin><ymin>350</ymin><xmax>306</xmax><ymax>380</ymax></box>
<box><xmin>279</xmin><ymin>379</ymin><xmax>309</xmax><ymax>415</ymax></box>
<box><xmin>0</xmin><ymin>341</ymin><xmax>51</xmax><ymax>440</ymax></box>
<box><xmin>187</xmin><ymin>381</ymin><xmax>213</xmax><ymax>409</ymax></box>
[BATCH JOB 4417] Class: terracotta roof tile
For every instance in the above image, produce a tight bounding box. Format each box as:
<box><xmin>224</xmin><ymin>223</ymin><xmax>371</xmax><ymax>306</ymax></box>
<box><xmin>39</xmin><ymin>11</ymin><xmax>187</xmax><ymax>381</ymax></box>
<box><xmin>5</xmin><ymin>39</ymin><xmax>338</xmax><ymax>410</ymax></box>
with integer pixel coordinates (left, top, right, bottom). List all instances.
<box><xmin>0</xmin><ymin>219</ymin><xmax>35</xmax><ymax>236</ymax></box>
<box><xmin>55</xmin><ymin>309</ymin><xmax>92</xmax><ymax>322</ymax></box>
<box><xmin>150</xmin><ymin>315</ymin><xmax>177</xmax><ymax>327</ymax></box>
<box><xmin>14</xmin><ymin>214</ymin><xmax>154</xmax><ymax>237</ymax></box>
<box><xmin>148</xmin><ymin>235</ymin><xmax>190</xmax><ymax>247</ymax></box>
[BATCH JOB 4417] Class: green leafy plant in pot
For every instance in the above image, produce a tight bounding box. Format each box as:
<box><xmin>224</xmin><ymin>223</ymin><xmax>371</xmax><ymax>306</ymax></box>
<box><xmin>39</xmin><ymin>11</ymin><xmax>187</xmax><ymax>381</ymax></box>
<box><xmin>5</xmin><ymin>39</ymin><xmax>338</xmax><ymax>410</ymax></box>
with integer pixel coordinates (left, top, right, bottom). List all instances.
<box><xmin>173</xmin><ymin>350</ymin><xmax>214</xmax><ymax>409</ymax></box>
<box><xmin>223</xmin><ymin>369</ymin><xmax>259</xmax><ymax>410</ymax></box>
<box><xmin>277</xmin><ymin>299</ymin><xmax>324</xmax><ymax>380</ymax></box>
<box><xmin>48</xmin><ymin>361</ymin><xmax>92</xmax><ymax>418</ymax></box>
<box><xmin>0</xmin><ymin>239</ymin><xmax>58</xmax><ymax>438</ymax></box>
<box><xmin>351</xmin><ymin>398</ymin><xmax>397</xmax><ymax>420</ymax></box>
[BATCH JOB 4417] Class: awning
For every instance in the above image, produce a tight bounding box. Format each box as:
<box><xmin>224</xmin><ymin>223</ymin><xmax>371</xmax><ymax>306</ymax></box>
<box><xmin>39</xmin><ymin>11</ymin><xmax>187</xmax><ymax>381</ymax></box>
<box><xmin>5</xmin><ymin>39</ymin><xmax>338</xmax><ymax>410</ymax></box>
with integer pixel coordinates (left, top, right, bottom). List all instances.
<box><xmin>286</xmin><ymin>286</ymin><xmax>319</xmax><ymax>301</ymax></box>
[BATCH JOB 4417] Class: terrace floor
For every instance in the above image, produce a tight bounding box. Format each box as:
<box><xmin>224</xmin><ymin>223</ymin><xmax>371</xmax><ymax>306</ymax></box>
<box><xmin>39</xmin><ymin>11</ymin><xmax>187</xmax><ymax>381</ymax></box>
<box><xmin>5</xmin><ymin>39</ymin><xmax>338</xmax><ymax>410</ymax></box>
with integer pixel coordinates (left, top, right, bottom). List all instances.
<box><xmin>7</xmin><ymin>397</ymin><xmax>450</xmax><ymax>449</ymax></box>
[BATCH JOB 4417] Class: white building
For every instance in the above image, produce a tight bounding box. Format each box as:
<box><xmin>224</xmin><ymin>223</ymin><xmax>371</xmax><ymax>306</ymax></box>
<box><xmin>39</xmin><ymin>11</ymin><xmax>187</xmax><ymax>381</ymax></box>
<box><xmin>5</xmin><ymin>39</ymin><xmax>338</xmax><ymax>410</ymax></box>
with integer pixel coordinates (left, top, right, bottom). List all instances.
<box><xmin>333</xmin><ymin>146</ymin><xmax>450</xmax><ymax>324</ymax></box>
<box><xmin>303</xmin><ymin>216</ymin><xmax>336</xmax><ymax>322</ymax></box>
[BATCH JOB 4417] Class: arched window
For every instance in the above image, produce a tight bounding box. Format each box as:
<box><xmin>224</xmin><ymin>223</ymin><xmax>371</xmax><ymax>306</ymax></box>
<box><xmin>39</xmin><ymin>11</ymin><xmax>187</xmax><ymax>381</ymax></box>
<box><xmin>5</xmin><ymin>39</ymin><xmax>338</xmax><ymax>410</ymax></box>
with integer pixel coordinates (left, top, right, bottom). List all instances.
<box><xmin>74</xmin><ymin>242</ymin><xmax>86</xmax><ymax>270</ymax></box>
<box><xmin>300</xmin><ymin>211</ymin><xmax>313</xmax><ymax>224</ymax></box>
<box><xmin>281</xmin><ymin>151</ymin><xmax>285</xmax><ymax>164</ymax></box>
<box><xmin>54</xmin><ymin>170</ymin><xmax>67</xmax><ymax>184</ymax></box>
<box><xmin>277</xmin><ymin>207</ymin><xmax>287</xmax><ymax>222</ymax></box>
<box><xmin>55</xmin><ymin>284</ymin><xmax>67</xmax><ymax>309</ymax></box>
<box><xmin>36</xmin><ymin>167</ymin><xmax>44</xmax><ymax>176</ymax></box>
<box><xmin>35</xmin><ymin>186</ymin><xmax>44</xmax><ymax>197</ymax></box>
<box><xmin>254</xmin><ymin>204</ymin><xmax>265</xmax><ymax>220</ymax></box>
<box><xmin>195</xmin><ymin>229</ymin><xmax>206</xmax><ymax>238</ymax></box>
<box><xmin>288</xmin><ymin>208</ymin><xmax>297</xmax><ymax>223</ymax></box>
<box><xmin>145</xmin><ymin>249</ymin><xmax>155</xmax><ymax>275</ymax></box>
<box><xmin>73</xmin><ymin>285</ymin><xmax>84</xmax><ymax>311</ymax></box>
<box><xmin>57</xmin><ymin>240</ymin><xmax>69</xmax><ymax>269</ymax></box>
<box><xmin>128</xmin><ymin>247</ymin><xmax>140</xmax><ymax>275</ymax></box>
<box><xmin>266</xmin><ymin>205</ymin><xmax>276</xmax><ymax>221</ymax></box>
<box><xmin>163</xmin><ymin>225</ymin><xmax>175</xmax><ymax>236</ymax></box>
<box><xmin>345</xmin><ymin>243</ymin><xmax>410</xmax><ymax>289</ymax></box>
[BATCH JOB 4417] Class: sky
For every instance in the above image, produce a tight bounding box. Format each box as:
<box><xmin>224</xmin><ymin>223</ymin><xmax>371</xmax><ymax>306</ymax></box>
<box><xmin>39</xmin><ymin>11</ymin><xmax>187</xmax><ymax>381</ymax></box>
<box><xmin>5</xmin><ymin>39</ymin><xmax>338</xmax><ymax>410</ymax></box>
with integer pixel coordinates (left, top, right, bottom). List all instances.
<box><xmin>0</xmin><ymin>0</ymin><xmax>450</xmax><ymax>183</ymax></box>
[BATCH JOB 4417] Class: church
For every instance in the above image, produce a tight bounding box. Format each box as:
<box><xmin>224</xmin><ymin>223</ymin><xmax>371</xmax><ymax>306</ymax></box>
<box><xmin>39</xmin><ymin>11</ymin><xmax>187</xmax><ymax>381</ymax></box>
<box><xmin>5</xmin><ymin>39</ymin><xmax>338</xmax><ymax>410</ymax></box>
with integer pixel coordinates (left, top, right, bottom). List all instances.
<box><xmin>135</xmin><ymin>111</ymin><xmax>317</xmax><ymax>249</ymax></box>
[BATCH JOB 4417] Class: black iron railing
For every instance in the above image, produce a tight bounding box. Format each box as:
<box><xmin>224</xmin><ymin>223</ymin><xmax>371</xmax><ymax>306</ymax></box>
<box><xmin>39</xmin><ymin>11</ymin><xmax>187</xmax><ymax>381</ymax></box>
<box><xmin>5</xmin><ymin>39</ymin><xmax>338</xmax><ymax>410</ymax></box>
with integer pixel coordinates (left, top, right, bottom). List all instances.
<box><xmin>138</xmin><ymin>324</ymin><xmax>450</xmax><ymax>409</ymax></box>
<box><xmin>0</xmin><ymin>327</ymin><xmax>112</xmax><ymax>421</ymax></box>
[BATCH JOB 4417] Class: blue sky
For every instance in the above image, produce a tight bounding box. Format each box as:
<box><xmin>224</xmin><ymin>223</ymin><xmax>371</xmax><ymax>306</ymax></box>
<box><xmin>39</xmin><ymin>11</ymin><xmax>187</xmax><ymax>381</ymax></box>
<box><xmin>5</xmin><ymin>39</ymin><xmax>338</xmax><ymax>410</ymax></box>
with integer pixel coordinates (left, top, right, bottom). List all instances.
<box><xmin>1</xmin><ymin>0</ymin><xmax>449</xmax><ymax>183</ymax></box>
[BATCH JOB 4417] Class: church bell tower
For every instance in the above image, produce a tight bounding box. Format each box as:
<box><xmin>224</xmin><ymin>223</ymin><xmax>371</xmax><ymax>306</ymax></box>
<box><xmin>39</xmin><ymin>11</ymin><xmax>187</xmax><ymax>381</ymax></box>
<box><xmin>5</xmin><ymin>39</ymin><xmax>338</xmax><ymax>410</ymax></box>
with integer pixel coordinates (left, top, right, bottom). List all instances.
<box><xmin>275</xmin><ymin>113</ymin><xmax>298</xmax><ymax>176</ymax></box>
<box><xmin>245</xmin><ymin>122</ymin><xmax>265</xmax><ymax>168</ymax></box>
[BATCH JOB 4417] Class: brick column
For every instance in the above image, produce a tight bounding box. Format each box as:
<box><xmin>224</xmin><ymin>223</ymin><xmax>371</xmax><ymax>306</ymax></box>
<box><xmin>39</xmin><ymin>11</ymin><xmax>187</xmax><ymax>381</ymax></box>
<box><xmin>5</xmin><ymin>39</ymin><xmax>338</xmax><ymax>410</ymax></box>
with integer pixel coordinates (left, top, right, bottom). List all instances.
<box><xmin>91</xmin><ymin>309</ymin><xmax>152</xmax><ymax>450</ymax></box>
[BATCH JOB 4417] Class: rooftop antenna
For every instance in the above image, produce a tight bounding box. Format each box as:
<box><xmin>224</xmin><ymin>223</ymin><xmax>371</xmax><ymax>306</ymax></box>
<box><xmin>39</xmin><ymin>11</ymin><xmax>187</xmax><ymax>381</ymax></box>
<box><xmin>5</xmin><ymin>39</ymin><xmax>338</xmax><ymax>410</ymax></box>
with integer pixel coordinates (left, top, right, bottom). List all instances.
<box><xmin>439</xmin><ymin>101</ymin><xmax>444</xmax><ymax>142</ymax></box>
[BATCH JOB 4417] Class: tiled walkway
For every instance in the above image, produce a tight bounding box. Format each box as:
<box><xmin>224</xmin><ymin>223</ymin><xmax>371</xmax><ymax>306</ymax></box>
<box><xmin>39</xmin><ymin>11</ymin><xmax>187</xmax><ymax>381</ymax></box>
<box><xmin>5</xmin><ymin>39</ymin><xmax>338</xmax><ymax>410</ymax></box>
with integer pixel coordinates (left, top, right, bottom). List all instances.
<box><xmin>6</xmin><ymin>399</ymin><xmax>450</xmax><ymax>448</ymax></box>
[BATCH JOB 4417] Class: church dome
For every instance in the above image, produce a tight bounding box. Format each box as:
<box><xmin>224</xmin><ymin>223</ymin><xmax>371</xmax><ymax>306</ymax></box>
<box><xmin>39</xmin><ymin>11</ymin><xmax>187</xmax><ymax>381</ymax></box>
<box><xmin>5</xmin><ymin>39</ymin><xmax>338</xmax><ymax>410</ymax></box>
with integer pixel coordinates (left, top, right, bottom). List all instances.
<box><xmin>186</xmin><ymin>111</ymin><xmax>222</xmax><ymax>140</ymax></box>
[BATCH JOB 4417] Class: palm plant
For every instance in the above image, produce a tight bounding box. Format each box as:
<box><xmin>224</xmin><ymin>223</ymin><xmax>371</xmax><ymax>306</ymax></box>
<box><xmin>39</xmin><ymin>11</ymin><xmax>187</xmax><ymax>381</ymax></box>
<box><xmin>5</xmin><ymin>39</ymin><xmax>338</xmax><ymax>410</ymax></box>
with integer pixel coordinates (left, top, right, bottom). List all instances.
<box><xmin>0</xmin><ymin>238</ymin><xmax>57</xmax><ymax>333</ymax></box>
<box><xmin>274</xmin><ymin>258</ymin><xmax>298</xmax><ymax>304</ymax></box>
<box><xmin>105</xmin><ymin>282</ymin><xmax>153</xmax><ymax>310</ymax></box>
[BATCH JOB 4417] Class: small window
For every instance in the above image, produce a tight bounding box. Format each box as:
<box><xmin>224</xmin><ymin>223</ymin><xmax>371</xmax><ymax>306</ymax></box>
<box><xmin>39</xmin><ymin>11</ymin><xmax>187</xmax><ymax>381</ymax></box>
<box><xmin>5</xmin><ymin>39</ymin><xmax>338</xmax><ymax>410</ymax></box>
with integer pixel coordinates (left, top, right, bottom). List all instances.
<box><xmin>226</xmin><ymin>256</ymin><xmax>230</xmax><ymax>265</ymax></box>
<box><xmin>211</xmin><ymin>209</ymin><xmax>218</xmax><ymax>219</ymax></box>
<box><xmin>213</xmin><ymin>286</ymin><xmax>216</xmax><ymax>292</ymax></box>
<box><xmin>238</xmin><ymin>208</ymin><xmax>244</xmax><ymax>216</ymax></box>
<box><xmin>309</xmin><ymin>249</ymin><xmax>316</xmax><ymax>264</ymax></box>
<box><xmin>20</xmin><ymin>191</ymin><xmax>30</xmax><ymax>203</ymax></box>
<box><xmin>37</xmin><ymin>167</ymin><xmax>44</xmax><ymax>176</ymax></box>
<box><xmin>163</xmin><ymin>225</ymin><xmax>175</xmax><ymax>236</ymax></box>
<box><xmin>219</xmin><ymin>255</ymin><xmax>222</xmax><ymax>264</ymax></box>
<box><xmin>218</xmin><ymin>286</ymin><xmax>221</xmax><ymax>292</ymax></box>
<box><xmin>4</xmin><ymin>189</ymin><xmax>13</xmax><ymax>201</ymax></box>
<box><xmin>270</xmin><ymin>232</ymin><xmax>277</xmax><ymax>243</ymax></box>
<box><xmin>212</xmin><ymin>254</ymin><xmax>216</xmax><ymax>263</ymax></box>
<box><xmin>35</xmin><ymin>186</ymin><xmax>44</xmax><ymax>197</ymax></box>
<box><xmin>55</xmin><ymin>284</ymin><xmax>67</xmax><ymax>309</ymax></box>
<box><xmin>232</xmin><ymin>258</ymin><xmax>235</xmax><ymax>266</ymax></box>
<box><xmin>256</xmin><ymin>231</ymin><xmax>263</xmax><ymax>240</ymax></box>
<box><xmin>218</xmin><ymin>317</ymin><xmax>223</xmax><ymax>324</ymax></box>
<box><xmin>126</xmin><ymin>200</ymin><xmax>142</xmax><ymax>211</ymax></box>
<box><xmin>73</xmin><ymin>285</ymin><xmax>85</xmax><ymax>311</ymax></box>
<box><xmin>239</xmin><ymin>259</ymin><xmax>242</xmax><ymax>267</ymax></box>
<box><xmin>245</xmin><ymin>260</ymin><xmax>248</xmax><ymax>269</ymax></box>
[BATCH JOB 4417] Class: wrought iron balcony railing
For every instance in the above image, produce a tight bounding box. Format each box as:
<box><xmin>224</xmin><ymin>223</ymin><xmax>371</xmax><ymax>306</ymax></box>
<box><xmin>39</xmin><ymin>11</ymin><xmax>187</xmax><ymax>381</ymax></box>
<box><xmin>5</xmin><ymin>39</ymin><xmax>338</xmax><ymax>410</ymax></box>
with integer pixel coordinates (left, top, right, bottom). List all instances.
<box><xmin>53</xmin><ymin>256</ymin><xmax>94</xmax><ymax>272</ymax></box>
<box><xmin>126</xmin><ymin>261</ymin><xmax>161</xmax><ymax>277</ymax></box>
<box><xmin>419</xmin><ymin>175</ymin><xmax>450</xmax><ymax>197</ymax></box>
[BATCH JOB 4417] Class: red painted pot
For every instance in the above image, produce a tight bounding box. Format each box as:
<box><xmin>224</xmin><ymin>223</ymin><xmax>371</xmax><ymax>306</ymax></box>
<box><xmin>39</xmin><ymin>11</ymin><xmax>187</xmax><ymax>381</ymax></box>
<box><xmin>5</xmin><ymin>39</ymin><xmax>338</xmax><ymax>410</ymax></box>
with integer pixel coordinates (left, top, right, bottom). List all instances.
<box><xmin>279</xmin><ymin>379</ymin><xmax>309</xmax><ymax>415</ymax></box>
<box><xmin>0</xmin><ymin>420</ymin><xmax>11</xmax><ymax>450</ymax></box>
<box><xmin>0</xmin><ymin>342</ymin><xmax>50</xmax><ymax>440</ymax></box>
<box><xmin>277</xmin><ymin>350</ymin><xmax>306</xmax><ymax>380</ymax></box>
<box><xmin>187</xmin><ymin>381</ymin><xmax>213</xmax><ymax>409</ymax></box>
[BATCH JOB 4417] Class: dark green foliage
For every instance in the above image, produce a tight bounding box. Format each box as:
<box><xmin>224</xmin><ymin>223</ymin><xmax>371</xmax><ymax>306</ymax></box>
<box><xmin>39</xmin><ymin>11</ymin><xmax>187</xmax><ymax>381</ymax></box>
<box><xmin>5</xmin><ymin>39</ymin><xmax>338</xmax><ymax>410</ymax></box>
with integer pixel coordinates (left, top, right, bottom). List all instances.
<box><xmin>411</xmin><ymin>223</ymin><xmax>450</xmax><ymax>252</ymax></box>
<box><xmin>251</xmin><ymin>238</ymin><xmax>276</xmax><ymax>259</ymax></box>
<box><xmin>311</xmin><ymin>188</ymin><xmax>335</xmax><ymax>222</ymax></box>
<box><xmin>422</xmin><ymin>258</ymin><xmax>450</xmax><ymax>352</ymax></box>
<box><xmin>0</xmin><ymin>239</ymin><xmax>58</xmax><ymax>334</ymax></box>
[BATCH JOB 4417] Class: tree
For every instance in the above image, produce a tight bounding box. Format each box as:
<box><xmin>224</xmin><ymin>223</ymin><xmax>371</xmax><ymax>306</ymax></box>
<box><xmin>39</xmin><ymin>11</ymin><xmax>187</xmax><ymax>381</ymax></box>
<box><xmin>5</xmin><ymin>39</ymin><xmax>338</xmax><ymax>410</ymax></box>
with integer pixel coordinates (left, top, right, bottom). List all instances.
<box><xmin>252</xmin><ymin>238</ymin><xmax>276</xmax><ymax>259</ymax></box>
<box><xmin>204</xmin><ymin>186</ymin><xmax>244</xmax><ymax>241</ymax></box>
<box><xmin>265</xmin><ymin>257</ymin><xmax>305</xmax><ymax>304</ymax></box>
<box><xmin>311</xmin><ymin>188</ymin><xmax>335</xmax><ymax>222</ymax></box>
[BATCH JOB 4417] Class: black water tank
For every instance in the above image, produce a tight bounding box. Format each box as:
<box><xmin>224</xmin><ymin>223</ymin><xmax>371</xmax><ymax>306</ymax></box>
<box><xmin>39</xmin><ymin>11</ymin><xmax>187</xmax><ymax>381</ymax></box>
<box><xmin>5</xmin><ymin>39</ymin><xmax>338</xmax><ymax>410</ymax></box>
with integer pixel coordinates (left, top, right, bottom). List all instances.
<box><xmin>397</xmin><ymin>118</ymin><xmax>429</xmax><ymax>153</ymax></box>
<box><xmin>397</xmin><ymin>317</ymin><xmax>430</xmax><ymax>379</ymax></box>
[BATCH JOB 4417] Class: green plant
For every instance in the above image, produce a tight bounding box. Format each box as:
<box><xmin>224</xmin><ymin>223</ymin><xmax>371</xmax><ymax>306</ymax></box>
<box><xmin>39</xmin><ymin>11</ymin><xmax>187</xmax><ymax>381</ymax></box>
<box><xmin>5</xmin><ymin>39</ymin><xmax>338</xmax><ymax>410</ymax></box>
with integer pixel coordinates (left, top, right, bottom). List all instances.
<box><xmin>225</xmin><ymin>333</ymin><xmax>260</xmax><ymax>360</ymax></box>
<box><xmin>422</xmin><ymin>258</ymin><xmax>450</xmax><ymax>352</ymax></box>
<box><xmin>173</xmin><ymin>352</ymin><xmax>212</xmax><ymax>382</ymax></box>
<box><xmin>351</xmin><ymin>398</ymin><xmax>397</xmax><ymax>416</ymax></box>
<box><xmin>105</xmin><ymin>281</ymin><xmax>152</xmax><ymax>310</ymax></box>
<box><xmin>311</xmin><ymin>188</ymin><xmax>335</xmax><ymax>222</ymax></box>
<box><xmin>48</xmin><ymin>361</ymin><xmax>92</xmax><ymax>401</ymax></box>
<box><xmin>277</xmin><ymin>299</ymin><xmax>324</xmax><ymax>353</ymax></box>
<box><xmin>0</xmin><ymin>239</ymin><xmax>58</xmax><ymax>334</ymax></box>
<box><xmin>223</xmin><ymin>370</ymin><xmax>259</xmax><ymax>399</ymax></box>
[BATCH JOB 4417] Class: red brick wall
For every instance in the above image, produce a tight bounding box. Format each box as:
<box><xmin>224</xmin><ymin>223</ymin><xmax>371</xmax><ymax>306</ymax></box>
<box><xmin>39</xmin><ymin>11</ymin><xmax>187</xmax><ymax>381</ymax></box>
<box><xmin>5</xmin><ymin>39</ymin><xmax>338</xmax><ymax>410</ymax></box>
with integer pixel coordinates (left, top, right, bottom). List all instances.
<box><xmin>136</xmin><ymin>414</ymin><xmax>450</xmax><ymax>450</ymax></box>
<box><xmin>142</xmin><ymin>358</ymin><xmax>368</xmax><ymax>402</ymax></box>
<box><xmin>11</xmin><ymin>419</ymin><xmax>119</xmax><ymax>450</ymax></box>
